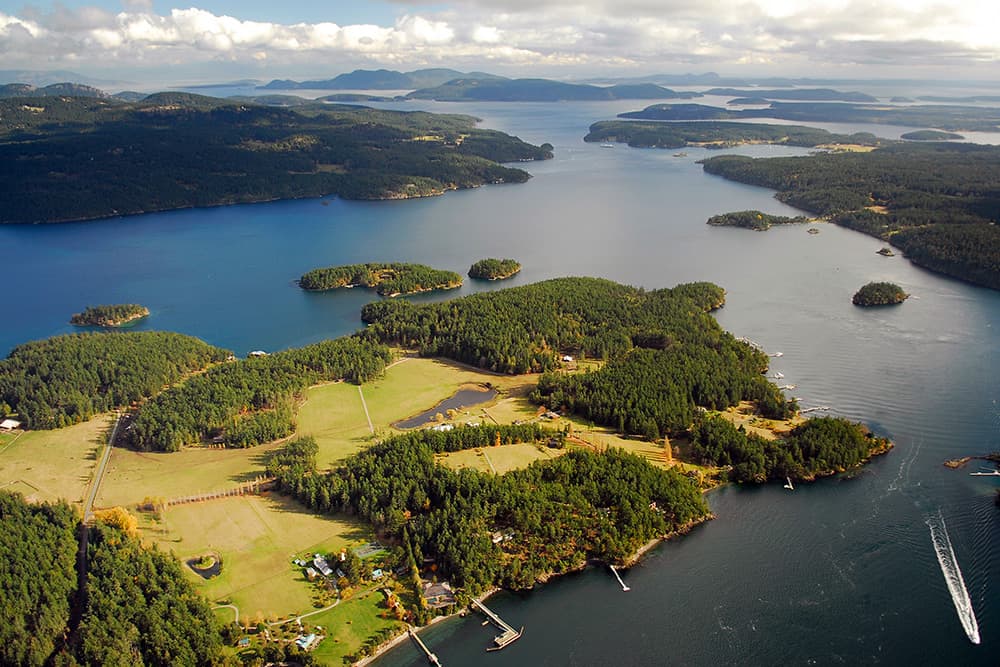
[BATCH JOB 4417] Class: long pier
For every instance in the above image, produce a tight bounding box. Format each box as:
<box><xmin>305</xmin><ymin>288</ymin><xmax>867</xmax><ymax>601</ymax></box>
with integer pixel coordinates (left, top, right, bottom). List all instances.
<box><xmin>471</xmin><ymin>598</ymin><xmax>522</xmax><ymax>651</ymax></box>
<box><xmin>408</xmin><ymin>627</ymin><xmax>441</xmax><ymax>666</ymax></box>
<box><xmin>609</xmin><ymin>565</ymin><xmax>630</xmax><ymax>592</ymax></box>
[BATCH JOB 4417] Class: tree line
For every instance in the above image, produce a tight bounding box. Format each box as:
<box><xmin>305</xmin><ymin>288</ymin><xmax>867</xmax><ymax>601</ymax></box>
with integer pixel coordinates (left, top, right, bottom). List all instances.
<box><xmin>0</xmin><ymin>332</ymin><xmax>229</xmax><ymax>429</ymax></box>
<box><xmin>125</xmin><ymin>337</ymin><xmax>392</xmax><ymax>451</ymax></box>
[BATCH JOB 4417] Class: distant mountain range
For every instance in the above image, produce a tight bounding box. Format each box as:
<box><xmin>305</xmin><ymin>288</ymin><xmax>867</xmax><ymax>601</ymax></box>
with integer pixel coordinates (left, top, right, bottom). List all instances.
<box><xmin>259</xmin><ymin>68</ymin><xmax>504</xmax><ymax>90</ymax></box>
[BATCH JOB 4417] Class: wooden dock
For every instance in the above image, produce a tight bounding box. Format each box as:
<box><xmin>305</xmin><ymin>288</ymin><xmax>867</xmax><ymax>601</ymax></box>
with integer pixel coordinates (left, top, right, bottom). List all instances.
<box><xmin>408</xmin><ymin>626</ymin><xmax>442</xmax><ymax>666</ymax></box>
<box><xmin>471</xmin><ymin>598</ymin><xmax>522</xmax><ymax>651</ymax></box>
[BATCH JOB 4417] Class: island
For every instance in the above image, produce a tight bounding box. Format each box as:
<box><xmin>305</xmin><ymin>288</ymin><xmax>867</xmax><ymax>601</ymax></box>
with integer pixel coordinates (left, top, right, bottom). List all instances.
<box><xmin>70</xmin><ymin>303</ymin><xmax>149</xmax><ymax>327</ymax></box>
<box><xmin>407</xmin><ymin>78</ymin><xmax>701</xmax><ymax>102</ymax></box>
<box><xmin>584</xmin><ymin>120</ymin><xmax>882</xmax><ymax>149</ymax></box>
<box><xmin>0</xmin><ymin>93</ymin><xmax>552</xmax><ymax>224</ymax></box>
<box><xmin>299</xmin><ymin>262</ymin><xmax>462</xmax><ymax>297</ymax></box>
<box><xmin>853</xmin><ymin>282</ymin><xmax>909</xmax><ymax>306</ymax></box>
<box><xmin>699</xmin><ymin>144</ymin><xmax>1000</xmax><ymax>290</ymax></box>
<box><xmin>900</xmin><ymin>130</ymin><xmax>965</xmax><ymax>141</ymax></box>
<box><xmin>877</xmin><ymin>247</ymin><xmax>895</xmax><ymax>256</ymax></box>
<box><xmin>468</xmin><ymin>258</ymin><xmax>521</xmax><ymax>280</ymax></box>
<box><xmin>707</xmin><ymin>210</ymin><xmax>808</xmax><ymax>231</ymax></box>
<box><xmin>704</xmin><ymin>87</ymin><xmax>877</xmax><ymax>102</ymax></box>
<box><xmin>617</xmin><ymin>101</ymin><xmax>1000</xmax><ymax>132</ymax></box>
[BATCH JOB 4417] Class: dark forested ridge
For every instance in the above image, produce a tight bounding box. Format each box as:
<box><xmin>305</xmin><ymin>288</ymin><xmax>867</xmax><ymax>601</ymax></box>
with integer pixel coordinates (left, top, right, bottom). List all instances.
<box><xmin>706</xmin><ymin>210</ymin><xmax>809</xmax><ymax>231</ymax></box>
<box><xmin>407</xmin><ymin>78</ymin><xmax>701</xmax><ymax>102</ymax></box>
<box><xmin>70</xmin><ymin>303</ymin><xmax>149</xmax><ymax>327</ymax></box>
<box><xmin>689</xmin><ymin>415</ymin><xmax>892</xmax><ymax>482</ymax></box>
<box><xmin>585</xmin><ymin>120</ymin><xmax>882</xmax><ymax>149</ymax></box>
<box><xmin>299</xmin><ymin>262</ymin><xmax>463</xmax><ymax>296</ymax></box>
<box><xmin>0</xmin><ymin>94</ymin><xmax>551</xmax><ymax>224</ymax></box>
<box><xmin>468</xmin><ymin>258</ymin><xmax>521</xmax><ymax>280</ymax></box>
<box><xmin>269</xmin><ymin>430</ymin><xmax>709</xmax><ymax>600</ymax></box>
<box><xmin>704</xmin><ymin>88</ymin><xmax>877</xmax><ymax>102</ymax></box>
<box><xmin>125</xmin><ymin>337</ymin><xmax>392</xmax><ymax>451</ymax></box>
<box><xmin>0</xmin><ymin>332</ymin><xmax>229</xmax><ymax>429</ymax></box>
<box><xmin>853</xmin><ymin>281</ymin><xmax>909</xmax><ymax>306</ymax></box>
<box><xmin>701</xmin><ymin>143</ymin><xmax>1000</xmax><ymax>290</ymax></box>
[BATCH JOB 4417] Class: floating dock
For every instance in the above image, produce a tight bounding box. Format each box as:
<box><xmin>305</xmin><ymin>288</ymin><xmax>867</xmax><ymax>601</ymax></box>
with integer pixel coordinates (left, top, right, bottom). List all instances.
<box><xmin>610</xmin><ymin>564</ymin><xmax>630</xmax><ymax>591</ymax></box>
<box><xmin>408</xmin><ymin>626</ymin><xmax>442</xmax><ymax>666</ymax></box>
<box><xmin>471</xmin><ymin>599</ymin><xmax>522</xmax><ymax>651</ymax></box>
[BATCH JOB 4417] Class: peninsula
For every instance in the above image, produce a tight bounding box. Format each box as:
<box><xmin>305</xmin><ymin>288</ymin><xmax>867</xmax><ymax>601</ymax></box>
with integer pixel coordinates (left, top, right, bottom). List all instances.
<box><xmin>585</xmin><ymin>120</ymin><xmax>882</xmax><ymax>149</ymax></box>
<box><xmin>0</xmin><ymin>94</ymin><xmax>552</xmax><ymax>224</ymax></box>
<box><xmin>299</xmin><ymin>262</ymin><xmax>463</xmax><ymax>297</ymax></box>
<box><xmin>468</xmin><ymin>258</ymin><xmax>521</xmax><ymax>280</ymax></box>
<box><xmin>70</xmin><ymin>304</ymin><xmax>149</xmax><ymax>327</ymax></box>
<box><xmin>853</xmin><ymin>282</ymin><xmax>909</xmax><ymax>306</ymax></box>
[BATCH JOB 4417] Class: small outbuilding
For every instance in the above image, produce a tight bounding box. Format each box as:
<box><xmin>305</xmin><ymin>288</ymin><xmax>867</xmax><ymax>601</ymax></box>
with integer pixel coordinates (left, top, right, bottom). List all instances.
<box><xmin>0</xmin><ymin>419</ymin><xmax>21</xmax><ymax>430</ymax></box>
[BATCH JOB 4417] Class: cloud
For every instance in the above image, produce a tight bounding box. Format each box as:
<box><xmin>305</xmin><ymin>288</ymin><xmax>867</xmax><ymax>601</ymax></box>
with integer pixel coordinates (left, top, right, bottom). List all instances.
<box><xmin>0</xmin><ymin>1</ymin><xmax>997</xmax><ymax>78</ymax></box>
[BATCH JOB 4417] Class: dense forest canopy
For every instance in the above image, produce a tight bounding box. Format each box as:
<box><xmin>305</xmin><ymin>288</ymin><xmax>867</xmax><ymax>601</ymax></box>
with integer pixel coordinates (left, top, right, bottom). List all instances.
<box><xmin>299</xmin><ymin>262</ymin><xmax>462</xmax><ymax>296</ymax></box>
<box><xmin>70</xmin><ymin>303</ymin><xmax>149</xmax><ymax>327</ymax></box>
<box><xmin>701</xmin><ymin>143</ymin><xmax>1000</xmax><ymax>290</ymax></box>
<box><xmin>0</xmin><ymin>493</ymin><xmax>78</xmax><ymax>667</ymax></box>
<box><xmin>125</xmin><ymin>337</ymin><xmax>392</xmax><ymax>451</ymax></box>
<box><xmin>360</xmin><ymin>277</ymin><xmax>732</xmax><ymax>374</ymax></box>
<box><xmin>706</xmin><ymin>210</ymin><xmax>808</xmax><ymax>231</ymax></box>
<box><xmin>689</xmin><ymin>415</ymin><xmax>892</xmax><ymax>482</ymax></box>
<box><xmin>269</xmin><ymin>430</ymin><xmax>710</xmax><ymax>598</ymax></box>
<box><xmin>0</xmin><ymin>94</ymin><xmax>552</xmax><ymax>224</ymax></box>
<box><xmin>468</xmin><ymin>258</ymin><xmax>521</xmax><ymax>280</ymax></box>
<box><xmin>853</xmin><ymin>282</ymin><xmax>909</xmax><ymax>306</ymax></box>
<box><xmin>585</xmin><ymin>120</ymin><xmax>882</xmax><ymax>149</ymax></box>
<box><xmin>0</xmin><ymin>332</ymin><xmax>229</xmax><ymax>429</ymax></box>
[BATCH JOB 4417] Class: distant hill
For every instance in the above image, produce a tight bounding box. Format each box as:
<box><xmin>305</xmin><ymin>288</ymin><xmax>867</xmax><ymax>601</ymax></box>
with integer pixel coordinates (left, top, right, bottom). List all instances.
<box><xmin>0</xmin><ymin>82</ymin><xmax>107</xmax><ymax>98</ymax></box>
<box><xmin>111</xmin><ymin>91</ymin><xmax>147</xmax><ymax>102</ymax></box>
<box><xmin>705</xmin><ymin>88</ymin><xmax>877</xmax><ymax>102</ymax></box>
<box><xmin>407</xmin><ymin>78</ymin><xmax>702</xmax><ymax>102</ymax></box>
<box><xmin>260</xmin><ymin>68</ymin><xmax>504</xmax><ymax>90</ymax></box>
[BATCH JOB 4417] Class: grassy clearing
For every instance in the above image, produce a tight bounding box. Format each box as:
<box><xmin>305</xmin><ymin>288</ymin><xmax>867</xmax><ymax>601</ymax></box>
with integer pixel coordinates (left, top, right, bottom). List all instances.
<box><xmin>0</xmin><ymin>415</ymin><xmax>109</xmax><ymax>504</ymax></box>
<box><xmin>295</xmin><ymin>381</ymin><xmax>375</xmax><ymax>467</ymax></box>
<box><xmin>714</xmin><ymin>400</ymin><xmax>805</xmax><ymax>441</ymax></box>
<box><xmin>305</xmin><ymin>592</ymin><xmax>403</xmax><ymax>666</ymax></box>
<box><xmin>436</xmin><ymin>442</ymin><xmax>562</xmax><ymax>474</ymax></box>
<box><xmin>142</xmin><ymin>493</ymin><xmax>371</xmax><ymax>622</ymax></box>
<box><xmin>97</xmin><ymin>443</ymin><xmax>280</xmax><ymax>508</ymax></box>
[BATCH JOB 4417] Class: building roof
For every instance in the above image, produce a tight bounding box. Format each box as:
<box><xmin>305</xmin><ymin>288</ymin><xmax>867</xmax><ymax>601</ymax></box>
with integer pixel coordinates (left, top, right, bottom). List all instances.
<box><xmin>0</xmin><ymin>419</ymin><xmax>21</xmax><ymax>429</ymax></box>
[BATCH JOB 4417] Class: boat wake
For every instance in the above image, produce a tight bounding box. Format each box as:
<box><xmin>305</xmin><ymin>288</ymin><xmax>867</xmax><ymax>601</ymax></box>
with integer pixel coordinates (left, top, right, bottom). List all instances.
<box><xmin>926</xmin><ymin>511</ymin><xmax>980</xmax><ymax>645</ymax></box>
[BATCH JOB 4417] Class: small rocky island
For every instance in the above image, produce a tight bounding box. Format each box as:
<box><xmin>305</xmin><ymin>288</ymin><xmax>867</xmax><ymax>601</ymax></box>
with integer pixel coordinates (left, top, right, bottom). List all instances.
<box><xmin>877</xmin><ymin>247</ymin><xmax>895</xmax><ymax>257</ymax></box>
<box><xmin>468</xmin><ymin>258</ymin><xmax>522</xmax><ymax>280</ymax></box>
<box><xmin>298</xmin><ymin>262</ymin><xmax>462</xmax><ymax>297</ymax></box>
<box><xmin>707</xmin><ymin>210</ymin><xmax>808</xmax><ymax>231</ymax></box>
<box><xmin>853</xmin><ymin>282</ymin><xmax>909</xmax><ymax>306</ymax></box>
<box><xmin>70</xmin><ymin>304</ymin><xmax>149</xmax><ymax>327</ymax></box>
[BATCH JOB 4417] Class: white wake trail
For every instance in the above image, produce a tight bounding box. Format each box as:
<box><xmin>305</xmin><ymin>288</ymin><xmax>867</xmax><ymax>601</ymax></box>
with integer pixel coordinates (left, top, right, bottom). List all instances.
<box><xmin>926</xmin><ymin>511</ymin><xmax>980</xmax><ymax>645</ymax></box>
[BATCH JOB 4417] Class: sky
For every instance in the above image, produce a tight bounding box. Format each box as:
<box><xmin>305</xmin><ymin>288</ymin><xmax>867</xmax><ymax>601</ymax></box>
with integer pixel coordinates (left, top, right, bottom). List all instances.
<box><xmin>1</xmin><ymin>0</ymin><xmax>998</xmax><ymax>85</ymax></box>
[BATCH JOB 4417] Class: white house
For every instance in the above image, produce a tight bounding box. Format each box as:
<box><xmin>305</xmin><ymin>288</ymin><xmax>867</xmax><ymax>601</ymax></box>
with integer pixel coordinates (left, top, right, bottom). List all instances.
<box><xmin>0</xmin><ymin>419</ymin><xmax>21</xmax><ymax>430</ymax></box>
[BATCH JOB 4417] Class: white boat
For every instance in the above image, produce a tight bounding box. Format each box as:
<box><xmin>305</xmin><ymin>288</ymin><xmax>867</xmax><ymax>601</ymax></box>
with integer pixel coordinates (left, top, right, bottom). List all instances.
<box><xmin>772</xmin><ymin>372</ymin><xmax>785</xmax><ymax>379</ymax></box>
<box><xmin>600</xmin><ymin>143</ymin><xmax>615</xmax><ymax>148</ymax></box>
<box><xmin>969</xmin><ymin>469</ymin><xmax>1000</xmax><ymax>476</ymax></box>
<box><xmin>772</xmin><ymin>352</ymin><xmax>784</xmax><ymax>357</ymax></box>
<box><xmin>779</xmin><ymin>384</ymin><xmax>797</xmax><ymax>390</ymax></box>
<box><xmin>783</xmin><ymin>476</ymin><xmax>795</xmax><ymax>490</ymax></box>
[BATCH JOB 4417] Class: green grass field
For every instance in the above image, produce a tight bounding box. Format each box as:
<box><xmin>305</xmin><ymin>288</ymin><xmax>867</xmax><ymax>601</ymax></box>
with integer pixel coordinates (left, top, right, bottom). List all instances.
<box><xmin>143</xmin><ymin>493</ymin><xmax>371</xmax><ymax>622</ymax></box>
<box><xmin>97</xmin><ymin>442</ymin><xmax>281</xmax><ymax>508</ymax></box>
<box><xmin>437</xmin><ymin>442</ymin><xmax>562</xmax><ymax>474</ymax></box>
<box><xmin>304</xmin><ymin>591</ymin><xmax>403</xmax><ymax>666</ymax></box>
<box><xmin>0</xmin><ymin>415</ymin><xmax>109</xmax><ymax>504</ymax></box>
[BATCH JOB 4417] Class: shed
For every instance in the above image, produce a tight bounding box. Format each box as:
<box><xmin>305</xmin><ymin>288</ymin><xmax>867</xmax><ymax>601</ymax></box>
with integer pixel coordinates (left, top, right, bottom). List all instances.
<box><xmin>0</xmin><ymin>419</ymin><xmax>21</xmax><ymax>430</ymax></box>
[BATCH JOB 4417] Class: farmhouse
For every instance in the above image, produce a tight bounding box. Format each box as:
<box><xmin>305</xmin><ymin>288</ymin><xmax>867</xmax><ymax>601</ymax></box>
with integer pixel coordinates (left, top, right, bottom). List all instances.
<box><xmin>313</xmin><ymin>554</ymin><xmax>333</xmax><ymax>577</ymax></box>
<box><xmin>422</xmin><ymin>581</ymin><xmax>456</xmax><ymax>609</ymax></box>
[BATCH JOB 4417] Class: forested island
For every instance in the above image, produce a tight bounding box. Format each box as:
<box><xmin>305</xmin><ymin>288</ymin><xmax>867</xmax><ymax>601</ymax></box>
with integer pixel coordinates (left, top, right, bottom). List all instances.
<box><xmin>0</xmin><ymin>492</ymin><xmax>230</xmax><ymax>667</ymax></box>
<box><xmin>704</xmin><ymin>88</ymin><xmax>877</xmax><ymax>102</ymax></box>
<box><xmin>406</xmin><ymin>78</ymin><xmax>701</xmax><ymax>102</ymax></box>
<box><xmin>468</xmin><ymin>258</ymin><xmax>521</xmax><ymax>280</ymax></box>
<box><xmin>584</xmin><ymin>120</ymin><xmax>882</xmax><ymax>149</ymax></box>
<box><xmin>0</xmin><ymin>94</ymin><xmax>552</xmax><ymax>224</ymax></box>
<box><xmin>853</xmin><ymin>282</ymin><xmax>909</xmax><ymax>306</ymax></box>
<box><xmin>700</xmin><ymin>144</ymin><xmax>1000</xmax><ymax>290</ymax></box>
<box><xmin>70</xmin><ymin>303</ymin><xmax>149</xmax><ymax>327</ymax></box>
<box><xmin>901</xmin><ymin>130</ymin><xmax>964</xmax><ymax>141</ymax></box>
<box><xmin>707</xmin><ymin>210</ymin><xmax>808</xmax><ymax>231</ymax></box>
<box><xmin>617</xmin><ymin>101</ymin><xmax>1000</xmax><ymax>132</ymax></box>
<box><xmin>299</xmin><ymin>262</ymin><xmax>463</xmax><ymax>296</ymax></box>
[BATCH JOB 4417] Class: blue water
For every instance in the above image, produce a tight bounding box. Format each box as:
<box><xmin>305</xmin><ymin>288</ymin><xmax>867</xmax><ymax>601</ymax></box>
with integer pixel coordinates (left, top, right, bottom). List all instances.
<box><xmin>4</xmin><ymin>99</ymin><xmax>999</xmax><ymax>665</ymax></box>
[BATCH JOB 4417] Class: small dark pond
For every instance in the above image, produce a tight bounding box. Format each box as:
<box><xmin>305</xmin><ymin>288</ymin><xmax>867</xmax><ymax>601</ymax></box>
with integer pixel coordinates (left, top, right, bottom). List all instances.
<box><xmin>394</xmin><ymin>387</ymin><xmax>498</xmax><ymax>429</ymax></box>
